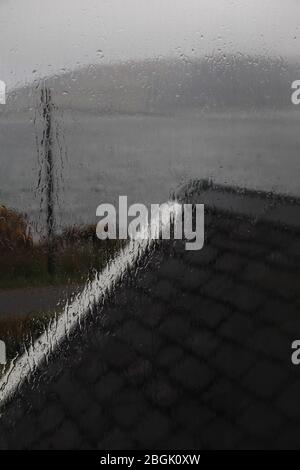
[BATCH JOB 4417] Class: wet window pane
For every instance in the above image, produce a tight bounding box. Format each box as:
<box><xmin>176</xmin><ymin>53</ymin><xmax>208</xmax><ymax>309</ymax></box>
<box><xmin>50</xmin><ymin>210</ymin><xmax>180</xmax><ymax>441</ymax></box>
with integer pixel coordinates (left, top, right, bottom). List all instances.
<box><xmin>0</xmin><ymin>0</ymin><xmax>300</xmax><ymax>451</ymax></box>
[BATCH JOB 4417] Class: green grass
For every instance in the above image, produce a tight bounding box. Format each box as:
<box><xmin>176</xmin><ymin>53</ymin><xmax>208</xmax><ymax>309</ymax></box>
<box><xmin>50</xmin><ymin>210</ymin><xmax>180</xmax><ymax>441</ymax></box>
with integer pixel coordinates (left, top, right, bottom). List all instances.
<box><xmin>0</xmin><ymin>237</ymin><xmax>124</xmax><ymax>290</ymax></box>
<box><xmin>0</xmin><ymin>308</ymin><xmax>58</xmax><ymax>377</ymax></box>
<box><xmin>0</xmin><ymin>234</ymin><xmax>125</xmax><ymax>372</ymax></box>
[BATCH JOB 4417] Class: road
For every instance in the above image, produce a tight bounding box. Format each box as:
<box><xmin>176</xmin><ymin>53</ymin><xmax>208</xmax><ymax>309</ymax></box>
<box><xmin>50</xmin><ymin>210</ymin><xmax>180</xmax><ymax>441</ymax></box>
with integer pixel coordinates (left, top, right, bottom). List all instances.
<box><xmin>0</xmin><ymin>284</ymin><xmax>83</xmax><ymax>319</ymax></box>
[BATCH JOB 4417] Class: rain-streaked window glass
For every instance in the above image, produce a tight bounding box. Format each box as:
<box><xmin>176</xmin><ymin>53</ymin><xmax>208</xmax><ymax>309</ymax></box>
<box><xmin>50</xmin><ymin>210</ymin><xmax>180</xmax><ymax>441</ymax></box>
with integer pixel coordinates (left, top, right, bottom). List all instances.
<box><xmin>0</xmin><ymin>0</ymin><xmax>300</xmax><ymax>451</ymax></box>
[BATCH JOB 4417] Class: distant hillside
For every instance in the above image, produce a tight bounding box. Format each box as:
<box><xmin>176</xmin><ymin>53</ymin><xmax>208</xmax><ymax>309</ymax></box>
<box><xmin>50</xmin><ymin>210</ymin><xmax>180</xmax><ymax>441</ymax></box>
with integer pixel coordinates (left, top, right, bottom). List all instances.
<box><xmin>5</xmin><ymin>55</ymin><xmax>300</xmax><ymax>114</ymax></box>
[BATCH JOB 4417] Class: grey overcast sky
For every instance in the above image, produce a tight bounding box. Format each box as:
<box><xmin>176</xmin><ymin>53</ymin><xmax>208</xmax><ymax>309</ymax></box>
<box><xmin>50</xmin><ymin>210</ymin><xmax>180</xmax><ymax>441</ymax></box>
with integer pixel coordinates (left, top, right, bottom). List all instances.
<box><xmin>1</xmin><ymin>0</ymin><xmax>300</xmax><ymax>89</ymax></box>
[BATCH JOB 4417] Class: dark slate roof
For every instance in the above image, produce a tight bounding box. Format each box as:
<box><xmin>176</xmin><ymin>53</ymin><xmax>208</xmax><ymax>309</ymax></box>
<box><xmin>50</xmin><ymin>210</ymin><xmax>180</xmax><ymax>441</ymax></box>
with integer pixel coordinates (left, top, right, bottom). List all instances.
<box><xmin>0</xmin><ymin>181</ymin><xmax>300</xmax><ymax>450</ymax></box>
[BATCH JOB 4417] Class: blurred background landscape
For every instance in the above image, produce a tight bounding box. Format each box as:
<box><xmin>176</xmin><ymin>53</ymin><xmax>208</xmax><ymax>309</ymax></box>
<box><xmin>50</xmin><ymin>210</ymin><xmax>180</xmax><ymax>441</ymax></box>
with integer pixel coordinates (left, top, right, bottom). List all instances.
<box><xmin>0</xmin><ymin>0</ymin><xmax>300</xmax><ymax>358</ymax></box>
<box><xmin>1</xmin><ymin>54</ymin><xmax>300</xmax><ymax>234</ymax></box>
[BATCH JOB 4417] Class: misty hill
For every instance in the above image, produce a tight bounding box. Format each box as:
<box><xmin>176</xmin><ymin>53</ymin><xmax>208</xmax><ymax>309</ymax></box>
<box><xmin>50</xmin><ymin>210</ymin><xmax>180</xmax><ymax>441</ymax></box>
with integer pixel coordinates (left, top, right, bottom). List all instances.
<box><xmin>6</xmin><ymin>55</ymin><xmax>300</xmax><ymax>114</ymax></box>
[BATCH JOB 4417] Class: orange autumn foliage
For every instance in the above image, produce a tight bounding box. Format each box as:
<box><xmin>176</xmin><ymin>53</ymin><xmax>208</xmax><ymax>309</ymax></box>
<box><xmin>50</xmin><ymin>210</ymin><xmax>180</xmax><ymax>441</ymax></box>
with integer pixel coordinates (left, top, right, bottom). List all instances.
<box><xmin>0</xmin><ymin>206</ymin><xmax>32</xmax><ymax>252</ymax></box>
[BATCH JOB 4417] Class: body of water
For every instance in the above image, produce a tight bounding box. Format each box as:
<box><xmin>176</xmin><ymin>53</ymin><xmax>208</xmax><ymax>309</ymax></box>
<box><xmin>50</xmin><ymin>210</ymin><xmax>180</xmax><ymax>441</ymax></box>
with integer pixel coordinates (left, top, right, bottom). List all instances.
<box><xmin>1</xmin><ymin>109</ymin><xmax>299</xmax><ymax>233</ymax></box>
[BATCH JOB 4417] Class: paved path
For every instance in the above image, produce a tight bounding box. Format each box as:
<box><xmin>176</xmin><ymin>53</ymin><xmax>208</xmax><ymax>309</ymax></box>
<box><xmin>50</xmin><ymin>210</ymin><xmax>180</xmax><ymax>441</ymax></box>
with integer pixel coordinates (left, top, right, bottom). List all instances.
<box><xmin>0</xmin><ymin>284</ymin><xmax>83</xmax><ymax>319</ymax></box>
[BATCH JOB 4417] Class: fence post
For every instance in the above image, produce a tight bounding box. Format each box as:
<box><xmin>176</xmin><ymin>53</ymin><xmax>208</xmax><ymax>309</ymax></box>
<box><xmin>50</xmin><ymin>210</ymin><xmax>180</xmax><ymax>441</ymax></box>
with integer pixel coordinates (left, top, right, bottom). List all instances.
<box><xmin>41</xmin><ymin>85</ymin><xmax>55</xmax><ymax>275</ymax></box>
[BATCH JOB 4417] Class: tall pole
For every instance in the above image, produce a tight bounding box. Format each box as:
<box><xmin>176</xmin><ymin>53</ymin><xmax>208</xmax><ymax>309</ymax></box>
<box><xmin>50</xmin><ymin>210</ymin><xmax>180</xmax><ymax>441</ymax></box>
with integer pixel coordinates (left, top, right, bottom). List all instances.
<box><xmin>41</xmin><ymin>86</ymin><xmax>55</xmax><ymax>275</ymax></box>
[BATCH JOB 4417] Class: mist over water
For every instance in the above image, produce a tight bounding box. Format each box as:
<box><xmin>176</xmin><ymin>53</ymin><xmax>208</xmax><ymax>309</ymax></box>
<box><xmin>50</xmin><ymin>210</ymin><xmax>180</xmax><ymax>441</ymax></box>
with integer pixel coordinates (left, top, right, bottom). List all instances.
<box><xmin>1</xmin><ymin>107</ymin><xmax>300</xmax><ymax>234</ymax></box>
<box><xmin>1</xmin><ymin>0</ymin><xmax>300</xmax><ymax>235</ymax></box>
